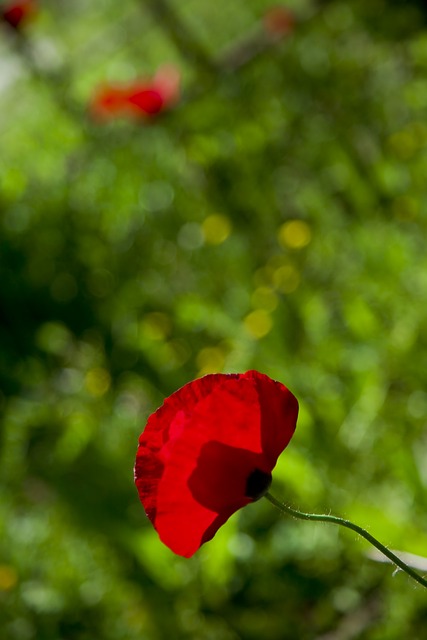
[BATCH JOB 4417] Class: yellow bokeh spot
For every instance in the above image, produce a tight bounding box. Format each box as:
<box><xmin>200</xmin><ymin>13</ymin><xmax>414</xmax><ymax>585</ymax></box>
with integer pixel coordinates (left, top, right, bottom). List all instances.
<box><xmin>202</xmin><ymin>214</ymin><xmax>232</xmax><ymax>245</ymax></box>
<box><xmin>243</xmin><ymin>310</ymin><xmax>273</xmax><ymax>339</ymax></box>
<box><xmin>0</xmin><ymin>565</ymin><xmax>18</xmax><ymax>591</ymax></box>
<box><xmin>251</xmin><ymin>287</ymin><xmax>278</xmax><ymax>312</ymax></box>
<box><xmin>272</xmin><ymin>264</ymin><xmax>300</xmax><ymax>293</ymax></box>
<box><xmin>140</xmin><ymin>312</ymin><xmax>171</xmax><ymax>341</ymax></box>
<box><xmin>254</xmin><ymin>255</ymin><xmax>289</xmax><ymax>287</ymax></box>
<box><xmin>278</xmin><ymin>220</ymin><xmax>312</xmax><ymax>249</ymax></box>
<box><xmin>196</xmin><ymin>347</ymin><xmax>226</xmax><ymax>376</ymax></box>
<box><xmin>85</xmin><ymin>368</ymin><xmax>111</xmax><ymax>397</ymax></box>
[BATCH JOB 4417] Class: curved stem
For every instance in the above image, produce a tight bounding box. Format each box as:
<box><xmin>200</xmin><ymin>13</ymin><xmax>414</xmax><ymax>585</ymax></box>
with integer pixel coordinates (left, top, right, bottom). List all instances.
<box><xmin>265</xmin><ymin>492</ymin><xmax>427</xmax><ymax>589</ymax></box>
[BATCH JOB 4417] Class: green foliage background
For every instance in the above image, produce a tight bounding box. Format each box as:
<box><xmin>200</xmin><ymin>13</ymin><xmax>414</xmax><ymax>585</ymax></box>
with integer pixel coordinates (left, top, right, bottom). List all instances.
<box><xmin>1</xmin><ymin>0</ymin><xmax>427</xmax><ymax>638</ymax></box>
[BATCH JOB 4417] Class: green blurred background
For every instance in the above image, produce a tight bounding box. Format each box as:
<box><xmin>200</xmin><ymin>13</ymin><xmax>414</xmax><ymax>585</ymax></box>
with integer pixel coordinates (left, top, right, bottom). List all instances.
<box><xmin>1</xmin><ymin>0</ymin><xmax>427</xmax><ymax>637</ymax></box>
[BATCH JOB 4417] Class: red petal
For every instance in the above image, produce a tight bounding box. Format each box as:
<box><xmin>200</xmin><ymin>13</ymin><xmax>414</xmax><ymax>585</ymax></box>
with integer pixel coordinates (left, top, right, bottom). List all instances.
<box><xmin>246</xmin><ymin>370</ymin><xmax>299</xmax><ymax>468</ymax></box>
<box><xmin>152</xmin><ymin>65</ymin><xmax>181</xmax><ymax>106</ymax></box>
<box><xmin>90</xmin><ymin>85</ymin><xmax>129</xmax><ymax>120</ymax></box>
<box><xmin>134</xmin><ymin>371</ymin><xmax>298</xmax><ymax>557</ymax></box>
<box><xmin>2</xmin><ymin>1</ymin><xmax>35</xmax><ymax>29</ymax></box>
<box><xmin>2</xmin><ymin>6</ymin><xmax>25</xmax><ymax>28</ymax></box>
<box><xmin>126</xmin><ymin>87</ymin><xmax>164</xmax><ymax>115</ymax></box>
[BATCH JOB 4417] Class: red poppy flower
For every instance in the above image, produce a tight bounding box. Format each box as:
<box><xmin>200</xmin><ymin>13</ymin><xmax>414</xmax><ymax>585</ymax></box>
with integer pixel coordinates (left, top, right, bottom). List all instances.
<box><xmin>125</xmin><ymin>65</ymin><xmax>180</xmax><ymax>117</ymax></box>
<box><xmin>263</xmin><ymin>6</ymin><xmax>295</xmax><ymax>38</ymax></box>
<box><xmin>134</xmin><ymin>370</ymin><xmax>298</xmax><ymax>557</ymax></box>
<box><xmin>1</xmin><ymin>0</ymin><xmax>36</xmax><ymax>30</ymax></box>
<box><xmin>90</xmin><ymin>83</ymin><xmax>163</xmax><ymax>120</ymax></box>
<box><xmin>90</xmin><ymin>65</ymin><xmax>180</xmax><ymax>122</ymax></box>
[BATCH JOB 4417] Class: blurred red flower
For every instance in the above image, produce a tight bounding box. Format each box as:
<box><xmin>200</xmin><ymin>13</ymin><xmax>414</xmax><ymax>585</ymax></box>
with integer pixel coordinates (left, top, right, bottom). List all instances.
<box><xmin>90</xmin><ymin>85</ymin><xmax>129</xmax><ymax>120</ymax></box>
<box><xmin>263</xmin><ymin>6</ymin><xmax>295</xmax><ymax>38</ymax></box>
<box><xmin>1</xmin><ymin>0</ymin><xmax>37</xmax><ymax>30</ymax></box>
<box><xmin>90</xmin><ymin>65</ymin><xmax>180</xmax><ymax>122</ymax></box>
<box><xmin>126</xmin><ymin>87</ymin><xmax>164</xmax><ymax>116</ymax></box>
<box><xmin>134</xmin><ymin>370</ymin><xmax>298</xmax><ymax>557</ymax></box>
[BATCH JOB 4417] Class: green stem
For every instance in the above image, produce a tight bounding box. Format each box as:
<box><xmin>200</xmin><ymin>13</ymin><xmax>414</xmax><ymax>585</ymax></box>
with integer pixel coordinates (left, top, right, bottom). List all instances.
<box><xmin>265</xmin><ymin>492</ymin><xmax>427</xmax><ymax>590</ymax></box>
<box><xmin>142</xmin><ymin>0</ymin><xmax>217</xmax><ymax>76</ymax></box>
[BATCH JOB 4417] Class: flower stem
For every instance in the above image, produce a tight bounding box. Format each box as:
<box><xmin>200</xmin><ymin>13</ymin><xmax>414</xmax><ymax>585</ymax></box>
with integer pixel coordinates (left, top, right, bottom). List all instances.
<box><xmin>141</xmin><ymin>0</ymin><xmax>217</xmax><ymax>76</ymax></box>
<box><xmin>265</xmin><ymin>492</ymin><xmax>427</xmax><ymax>589</ymax></box>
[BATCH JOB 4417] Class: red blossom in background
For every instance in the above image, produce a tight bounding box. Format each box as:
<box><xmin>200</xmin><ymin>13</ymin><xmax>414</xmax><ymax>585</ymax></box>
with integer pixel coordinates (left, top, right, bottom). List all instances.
<box><xmin>90</xmin><ymin>85</ymin><xmax>130</xmax><ymax>120</ymax></box>
<box><xmin>1</xmin><ymin>0</ymin><xmax>37</xmax><ymax>30</ymax></box>
<box><xmin>90</xmin><ymin>64</ymin><xmax>180</xmax><ymax>122</ymax></box>
<box><xmin>134</xmin><ymin>370</ymin><xmax>299</xmax><ymax>557</ymax></box>
<box><xmin>126</xmin><ymin>86</ymin><xmax>164</xmax><ymax>116</ymax></box>
<box><xmin>263</xmin><ymin>6</ymin><xmax>295</xmax><ymax>39</ymax></box>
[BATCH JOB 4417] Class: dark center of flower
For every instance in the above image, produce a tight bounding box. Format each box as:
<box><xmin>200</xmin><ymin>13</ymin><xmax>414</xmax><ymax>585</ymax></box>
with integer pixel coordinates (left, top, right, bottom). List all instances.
<box><xmin>245</xmin><ymin>468</ymin><xmax>272</xmax><ymax>501</ymax></box>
